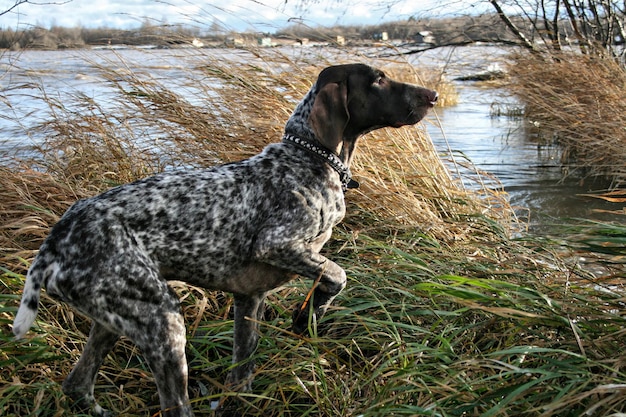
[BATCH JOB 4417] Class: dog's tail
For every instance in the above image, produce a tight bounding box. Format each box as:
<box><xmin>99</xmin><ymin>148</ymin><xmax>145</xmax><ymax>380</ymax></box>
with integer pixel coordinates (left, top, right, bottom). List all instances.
<box><xmin>13</xmin><ymin>260</ymin><xmax>51</xmax><ymax>339</ymax></box>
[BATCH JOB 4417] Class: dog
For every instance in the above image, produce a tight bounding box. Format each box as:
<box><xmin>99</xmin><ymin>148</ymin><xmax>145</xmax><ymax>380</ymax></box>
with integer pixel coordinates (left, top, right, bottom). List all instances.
<box><xmin>13</xmin><ymin>63</ymin><xmax>438</xmax><ymax>416</ymax></box>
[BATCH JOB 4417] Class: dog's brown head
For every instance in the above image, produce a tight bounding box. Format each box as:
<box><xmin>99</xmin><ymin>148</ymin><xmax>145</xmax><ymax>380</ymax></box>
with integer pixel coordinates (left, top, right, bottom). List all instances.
<box><xmin>286</xmin><ymin>63</ymin><xmax>437</xmax><ymax>167</ymax></box>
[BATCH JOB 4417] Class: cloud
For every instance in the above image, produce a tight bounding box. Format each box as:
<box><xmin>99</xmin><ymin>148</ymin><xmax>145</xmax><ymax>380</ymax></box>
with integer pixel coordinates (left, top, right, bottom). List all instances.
<box><xmin>0</xmin><ymin>0</ymin><xmax>464</xmax><ymax>31</ymax></box>
<box><xmin>0</xmin><ymin>0</ymin><xmax>320</xmax><ymax>29</ymax></box>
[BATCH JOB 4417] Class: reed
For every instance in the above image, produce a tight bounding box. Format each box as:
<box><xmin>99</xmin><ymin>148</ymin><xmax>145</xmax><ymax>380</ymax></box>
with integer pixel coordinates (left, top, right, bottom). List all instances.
<box><xmin>1</xmin><ymin>48</ymin><xmax>625</xmax><ymax>416</ymax></box>
<box><xmin>507</xmin><ymin>51</ymin><xmax>626</xmax><ymax>189</ymax></box>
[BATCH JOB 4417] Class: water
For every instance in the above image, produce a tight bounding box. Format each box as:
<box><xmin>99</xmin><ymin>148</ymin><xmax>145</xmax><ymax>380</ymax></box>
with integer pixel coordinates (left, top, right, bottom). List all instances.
<box><xmin>426</xmin><ymin>82</ymin><xmax>620</xmax><ymax>232</ymax></box>
<box><xmin>400</xmin><ymin>45</ymin><xmax>622</xmax><ymax>232</ymax></box>
<box><xmin>0</xmin><ymin>47</ymin><xmax>622</xmax><ymax>232</ymax></box>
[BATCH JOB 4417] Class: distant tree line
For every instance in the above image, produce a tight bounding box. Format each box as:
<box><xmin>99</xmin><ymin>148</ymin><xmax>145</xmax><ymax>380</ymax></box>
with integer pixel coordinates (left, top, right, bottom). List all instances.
<box><xmin>286</xmin><ymin>0</ymin><xmax>625</xmax><ymax>64</ymax></box>
<box><xmin>1</xmin><ymin>8</ymin><xmax>623</xmax><ymax>59</ymax></box>
<box><xmin>275</xmin><ymin>14</ymin><xmax>523</xmax><ymax>44</ymax></box>
<box><xmin>0</xmin><ymin>14</ymin><xmax>549</xmax><ymax>50</ymax></box>
<box><xmin>0</xmin><ymin>20</ymin><xmax>218</xmax><ymax>50</ymax></box>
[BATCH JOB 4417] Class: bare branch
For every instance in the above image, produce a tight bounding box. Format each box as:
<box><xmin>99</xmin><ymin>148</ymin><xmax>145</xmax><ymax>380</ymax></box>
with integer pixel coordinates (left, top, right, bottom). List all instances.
<box><xmin>378</xmin><ymin>38</ymin><xmax>525</xmax><ymax>58</ymax></box>
<box><xmin>488</xmin><ymin>0</ymin><xmax>537</xmax><ymax>51</ymax></box>
<box><xmin>1</xmin><ymin>0</ymin><xmax>29</xmax><ymax>17</ymax></box>
<box><xmin>1</xmin><ymin>0</ymin><xmax>73</xmax><ymax>18</ymax></box>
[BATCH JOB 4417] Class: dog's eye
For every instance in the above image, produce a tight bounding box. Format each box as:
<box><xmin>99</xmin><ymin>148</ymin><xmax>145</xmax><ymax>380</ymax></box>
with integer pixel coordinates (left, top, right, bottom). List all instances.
<box><xmin>373</xmin><ymin>73</ymin><xmax>386</xmax><ymax>86</ymax></box>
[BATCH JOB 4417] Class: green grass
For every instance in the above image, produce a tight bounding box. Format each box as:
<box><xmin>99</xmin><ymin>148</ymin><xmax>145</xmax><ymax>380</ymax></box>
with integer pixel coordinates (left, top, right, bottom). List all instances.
<box><xmin>2</xmin><ymin>228</ymin><xmax>626</xmax><ymax>416</ymax></box>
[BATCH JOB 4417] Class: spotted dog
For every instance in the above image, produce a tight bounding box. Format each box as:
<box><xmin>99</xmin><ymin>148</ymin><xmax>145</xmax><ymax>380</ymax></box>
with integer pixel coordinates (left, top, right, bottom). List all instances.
<box><xmin>13</xmin><ymin>63</ymin><xmax>438</xmax><ymax>417</ymax></box>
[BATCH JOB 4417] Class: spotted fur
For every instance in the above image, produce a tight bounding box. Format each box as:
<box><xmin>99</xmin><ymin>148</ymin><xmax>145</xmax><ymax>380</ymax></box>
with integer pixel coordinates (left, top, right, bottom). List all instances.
<box><xmin>13</xmin><ymin>63</ymin><xmax>437</xmax><ymax>417</ymax></box>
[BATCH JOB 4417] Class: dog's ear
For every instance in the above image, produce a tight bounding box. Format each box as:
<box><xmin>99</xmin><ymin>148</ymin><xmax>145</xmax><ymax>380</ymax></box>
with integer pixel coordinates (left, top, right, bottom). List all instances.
<box><xmin>308</xmin><ymin>80</ymin><xmax>349</xmax><ymax>154</ymax></box>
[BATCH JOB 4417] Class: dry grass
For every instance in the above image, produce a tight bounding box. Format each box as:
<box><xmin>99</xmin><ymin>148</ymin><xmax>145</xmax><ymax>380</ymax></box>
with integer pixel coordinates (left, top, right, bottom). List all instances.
<box><xmin>1</xmin><ymin>47</ymin><xmax>625</xmax><ymax>417</ymax></box>
<box><xmin>507</xmin><ymin>51</ymin><xmax>626</xmax><ymax>189</ymax></box>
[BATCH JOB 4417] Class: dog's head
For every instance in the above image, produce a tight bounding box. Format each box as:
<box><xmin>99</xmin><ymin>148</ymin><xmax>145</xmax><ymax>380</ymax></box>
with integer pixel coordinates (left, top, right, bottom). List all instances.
<box><xmin>308</xmin><ymin>63</ymin><xmax>438</xmax><ymax>166</ymax></box>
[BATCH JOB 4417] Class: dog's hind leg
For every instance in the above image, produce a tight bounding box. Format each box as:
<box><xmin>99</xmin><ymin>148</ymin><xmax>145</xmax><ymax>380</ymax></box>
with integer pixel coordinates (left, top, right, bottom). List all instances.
<box><xmin>61</xmin><ymin>253</ymin><xmax>193</xmax><ymax>416</ymax></box>
<box><xmin>135</xmin><ymin>307</ymin><xmax>193</xmax><ymax>417</ymax></box>
<box><xmin>62</xmin><ymin>322</ymin><xmax>119</xmax><ymax>417</ymax></box>
<box><xmin>107</xmin><ymin>291</ymin><xmax>192</xmax><ymax>417</ymax></box>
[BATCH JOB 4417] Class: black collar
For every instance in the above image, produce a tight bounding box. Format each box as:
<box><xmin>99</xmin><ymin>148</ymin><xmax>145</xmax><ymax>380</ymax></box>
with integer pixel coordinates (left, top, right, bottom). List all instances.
<box><xmin>282</xmin><ymin>134</ymin><xmax>359</xmax><ymax>190</ymax></box>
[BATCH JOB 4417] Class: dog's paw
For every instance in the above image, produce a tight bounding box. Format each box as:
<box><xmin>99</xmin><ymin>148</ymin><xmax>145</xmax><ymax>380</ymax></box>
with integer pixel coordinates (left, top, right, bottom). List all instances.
<box><xmin>291</xmin><ymin>303</ymin><xmax>313</xmax><ymax>335</ymax></box>
<box><xmin>92</xmin><ymin>404</ymin><xmax>115</xmax><ymax>417</ymax></box>
<box><xmin>64</xmin><ymin>391</ymin><xmax>114</xmax><ymax>417</ymax></box>
<box><xmin>213</xmin><ymin>396</ymin><xmax>244</xmax><ymax>417</ymax></box>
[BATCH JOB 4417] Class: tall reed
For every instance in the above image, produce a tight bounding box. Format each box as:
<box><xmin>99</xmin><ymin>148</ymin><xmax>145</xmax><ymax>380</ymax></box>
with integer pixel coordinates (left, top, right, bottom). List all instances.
<box><xmin>507</xmin><ymin>51</ymin><xmax>626</xmax><ymax>189</ymax></box>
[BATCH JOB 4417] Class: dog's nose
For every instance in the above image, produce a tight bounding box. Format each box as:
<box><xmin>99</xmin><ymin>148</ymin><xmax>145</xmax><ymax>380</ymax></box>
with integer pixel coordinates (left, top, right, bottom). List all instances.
<box><xmin>428</xmin><ymin>91</ymin><xmax>438</xmax><ymax>107</ymax></box>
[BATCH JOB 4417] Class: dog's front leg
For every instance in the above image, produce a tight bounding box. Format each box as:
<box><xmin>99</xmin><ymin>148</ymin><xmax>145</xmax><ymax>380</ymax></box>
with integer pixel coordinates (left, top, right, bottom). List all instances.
<box><xmin>254</xmin><ymin>240</ymin><xmax>347</xmax><ymax>335</ymax></box>
<box><xmin>225</xmin><ymin>292</ymin><xmax>266</xmax><ymax>391</ymax></box>
<box><xmin>290</xmin><ymin>256</ymin><xmax>347</xmax><ymax>334</ymax></box>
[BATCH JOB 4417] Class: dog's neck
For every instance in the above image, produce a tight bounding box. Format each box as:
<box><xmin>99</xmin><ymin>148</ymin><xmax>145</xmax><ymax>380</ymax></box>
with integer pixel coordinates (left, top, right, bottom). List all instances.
<box><xmin>284</xmin><ymin>85</ymin><xmax>360</xmax><ymax>190</ymax></box>
<box><xmin>285</xmin><ymin>86</ymin><xmax>355</xmax><ymax>161</ymax></box>
<box><xmin>284</xmin><ymin>87</ymin><xmax>320</xmax><ymax>144</ymax></box>
<box><xmin>282</xmin><ymin>134</ymin><xmax>359</xmax><ymax>190</ymax></box>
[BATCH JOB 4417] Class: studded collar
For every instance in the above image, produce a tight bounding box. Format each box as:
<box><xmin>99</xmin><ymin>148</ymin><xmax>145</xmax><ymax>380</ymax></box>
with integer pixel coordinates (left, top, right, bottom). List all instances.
<box><xmin>282</xmin><ymin>134</ymin><xmax>359</xmax><ymax>190</ymax></box>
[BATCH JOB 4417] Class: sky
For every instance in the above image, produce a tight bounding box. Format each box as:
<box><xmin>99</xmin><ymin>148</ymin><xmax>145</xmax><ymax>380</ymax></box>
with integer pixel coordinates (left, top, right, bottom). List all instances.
<box><xmin>0</xmin><ymin>0</ymin><xmax>477</xmax><ymax>32</ymax></box>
